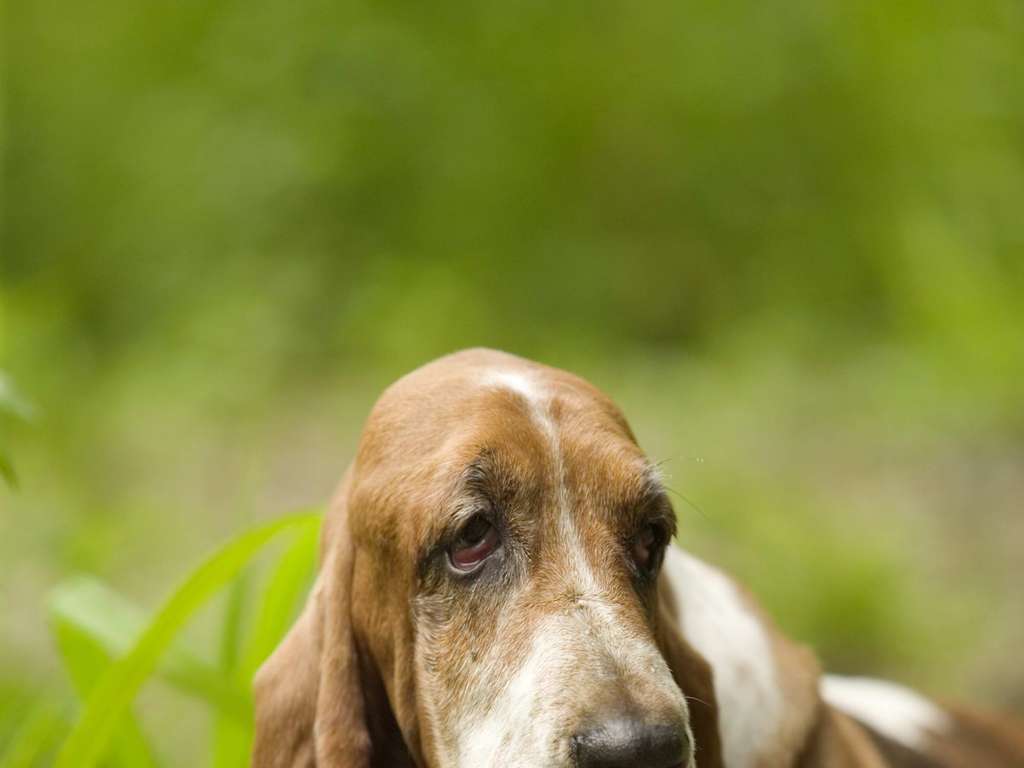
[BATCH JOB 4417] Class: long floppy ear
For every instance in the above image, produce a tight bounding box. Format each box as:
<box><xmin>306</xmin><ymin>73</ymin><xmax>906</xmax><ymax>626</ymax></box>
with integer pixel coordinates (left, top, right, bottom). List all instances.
<box><xmin>656</xmin><ymin>580</ymin><xmax>725</xmax><ymax>768</ymax></box>
<box><xmin>252</xmin><ymin>474</ymin><xmax>373</xmax><ymax>768</ymax></box>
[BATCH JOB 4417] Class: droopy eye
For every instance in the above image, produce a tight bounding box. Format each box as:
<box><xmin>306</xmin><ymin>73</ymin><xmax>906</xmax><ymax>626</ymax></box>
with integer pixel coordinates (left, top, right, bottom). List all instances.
<box><xmin>633</xmin><ymin>522</ymin><xmax>668</xmax><ymax>574</ymax></box>
<box><xmin>448</xmin><ymin>514</ymin><xmax>500</xmax><ymax>574</ymax></box>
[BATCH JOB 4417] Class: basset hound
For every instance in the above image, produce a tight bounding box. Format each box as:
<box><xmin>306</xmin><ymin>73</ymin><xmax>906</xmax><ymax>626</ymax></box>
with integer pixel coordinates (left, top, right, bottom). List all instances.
<box><xmin>252</xmin><ymin>348</ymin><xmax>1024</xmax><ymax>768</ymax></box>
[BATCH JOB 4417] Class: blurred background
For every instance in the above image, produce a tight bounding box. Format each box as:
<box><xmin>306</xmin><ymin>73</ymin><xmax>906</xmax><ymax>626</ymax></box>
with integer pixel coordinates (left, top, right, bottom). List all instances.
<box><xmin>2</xmin><ymin>0</ymin><xmax>1024</xmax><ymax>763</ymax></box>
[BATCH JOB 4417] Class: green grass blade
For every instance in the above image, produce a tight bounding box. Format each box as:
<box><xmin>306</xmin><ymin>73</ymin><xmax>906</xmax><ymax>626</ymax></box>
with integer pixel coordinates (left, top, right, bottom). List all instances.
<box><xmin>219</xmin><ymin>573</ymin><xmax>249</xmax><ymax>674</ymax></box>
<box><xmin>212</xmin><ymin>574</ymin><xmax>252</xmax><ymax>768</ymax></box>
<box><xmin>49</xmin><ymin>577</ymin><xmax>251</xmax><ymax>721</ymax></box>
<box><xmin>241</xmin><ymin>523</ymin><xmax>318</xmax><ymax>677</ymax></box>
<box><xmin>49</xmin><ymin>578</ymin><xmax>143</xmax><ymax>656</ymax></box>
<box><xmin>0</xmin><ymin>450</ymin><xmax>16</xmax><ymax>490</ymax></box>
<box><xmin>52</xmin><ymin>620</ymin><xmax>161</xmax><ymax>768</ymax></box>
<box><xmin>211</xmin><ymin>715</ymin><xmax>250</xmax><ymax>768</ymax></box>
<box><xmin>53</xmin><ymin>511</ymin><xmax>322</xmax><ymax>768</ymax></box>
<box><xmin>0</xmin><ymin>372</ymin><xmax>35</xmax><ymax>421</ymax></box>
<box><xmin>213</xmin><ymin>523</ymin><xmax>318</xmax><ymax>768</ymax></box>
<box><xmin>210</xmin><ymin>523</ymin><xmax>319</xmax><ymax>768</ymax></box>
<box><xmin>0</xmin><ymin>701</ymin><xmax>63</xmax><ymax>768</ymax></box>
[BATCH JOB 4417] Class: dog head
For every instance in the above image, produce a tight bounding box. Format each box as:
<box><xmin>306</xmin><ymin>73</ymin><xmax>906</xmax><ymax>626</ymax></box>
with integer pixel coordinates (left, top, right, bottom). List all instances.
<box><xmin>253</xmin><ymin>349</ymin><xmax>723</xmax><ymax>768</ymax></box>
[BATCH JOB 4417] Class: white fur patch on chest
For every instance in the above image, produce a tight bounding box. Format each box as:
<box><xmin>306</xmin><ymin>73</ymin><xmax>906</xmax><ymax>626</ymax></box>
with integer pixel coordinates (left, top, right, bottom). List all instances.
<box><xmin>662</xmin><ymin>547</ymin><xmax>783</xmax><ymax>768</ymax></box>
<box><xmin>821</xmin><ymin>675</ymin><xmax>950</xmax><ymax>751</ymax></box>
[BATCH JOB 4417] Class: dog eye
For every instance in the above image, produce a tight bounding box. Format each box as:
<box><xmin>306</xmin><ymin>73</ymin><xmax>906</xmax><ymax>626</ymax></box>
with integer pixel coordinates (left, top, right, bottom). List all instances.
<box><xmin>448</xmin><ymin>514</ymin><xmax>500</xmax><ymax>573</ymax></box>
<box><xmin>633</xmin><ymin>522</ymin><xmax>667</xmax><ymax>574</ymax></box>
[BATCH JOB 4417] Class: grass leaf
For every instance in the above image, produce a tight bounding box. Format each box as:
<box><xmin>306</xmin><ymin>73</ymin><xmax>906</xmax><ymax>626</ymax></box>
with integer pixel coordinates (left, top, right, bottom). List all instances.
<box><xmin>241</xmin><ymin>522</ymin><xmax>318</xmax><ymax>677</ymax></box>
<box><xmin>53</xmin><ymin>511</ymin><xmax>322</xmax><ymax>768</ymax></box>
<box><xmin>0</xmin><ymin>701</ymin><xmax>63</xmax><ymax>768</ymax></box>
<box><xmin>49</xmin><ymin>577</ymin><xmax>251</xmax><ymax>721</ymax></box>
<box><xmin>52</xmin><ymin>621</ymin><xmax>161</xmax><ymax>768</ymax></box>
<box><xmin>0</xmin><ymin>451</ymin><xmax>17</xmax><ymax>490</ymax></box>
<box><xmin>212</xmin><ymin>573</ymin><xmax>252</xmax><ymax>768</ymax></box>
<box><xmin>0</xmin><ymin>372</ymin><xmax>34</xmax><ymax>422</ymax></box>
<box><xmin>219</xmin><ymin>573</ymin><xmax>249</xmax><ymax>674</ymax></box>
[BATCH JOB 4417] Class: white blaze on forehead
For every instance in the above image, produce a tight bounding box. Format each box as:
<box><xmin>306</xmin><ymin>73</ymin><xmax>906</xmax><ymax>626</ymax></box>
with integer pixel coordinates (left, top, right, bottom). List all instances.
<box><xmin>821</xmin><ymin>676</ymin><xmax>950</xmax><ymax>751</ymax></box>
<box><xmin>482</xmin><ymin>369</ymin><xmax>561</xmax><ymax>446</ymax></box>
<box><xmin>482</xmin><ymin>369</ymin><xmax>594</xmax><ymax>589</ymax></box>
<box><xmin>484</xmin><ymin>370</ymin><xmax>544</xmax><ymax>403</ymax></box>
<box><xmin>662</xmin><ymin>547</ymin><xmax>783</xmax><ymax>768</ymax></box>
<box><xmin>482</xmin><ymin>369</ymin><xmax>556</xmax><ymax>436</ymax></box>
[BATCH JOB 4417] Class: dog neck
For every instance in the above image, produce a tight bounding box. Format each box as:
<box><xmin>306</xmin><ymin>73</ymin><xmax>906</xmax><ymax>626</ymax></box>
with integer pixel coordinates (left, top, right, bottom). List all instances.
<box><xmin>662</xmin><ymin>546</ymin><xmax>822</xmax><ymax>768</ymax></box>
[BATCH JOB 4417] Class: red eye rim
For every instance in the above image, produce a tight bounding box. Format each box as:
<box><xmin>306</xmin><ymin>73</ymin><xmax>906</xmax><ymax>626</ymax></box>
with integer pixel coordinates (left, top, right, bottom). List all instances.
<box><xmin>448</xmin><ymin>515</ymin><xmax>501</xmax><ymax>573</ymax></box>
<box><xmin>633</xmin><ymin>522</ymin><xmax>668</xmax><ymax>574</ymax></box>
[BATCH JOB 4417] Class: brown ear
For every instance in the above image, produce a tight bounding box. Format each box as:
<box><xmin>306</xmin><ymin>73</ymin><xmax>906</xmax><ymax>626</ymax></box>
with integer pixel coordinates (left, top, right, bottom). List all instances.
<box><xmin>252</xmin><ymin>476</ymin><xmax>373</xmax><ymax>768</ymax></box>
<box><xmin>656</xmin><ymin>579</ymin><xmax>725</xmax><ymax>768</ymax></box>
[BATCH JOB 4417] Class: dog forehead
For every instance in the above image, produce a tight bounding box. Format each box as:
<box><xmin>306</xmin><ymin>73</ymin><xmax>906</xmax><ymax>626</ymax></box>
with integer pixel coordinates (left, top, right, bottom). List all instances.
<box><xmin>358</xmin><ymin>350</ymin><xmax>633</xmax><ymax>468</ymax></box>
<box><xmin>347</xmin><ymin>350</ymin><xmax>652</xmax><ymax>546</ymax></box>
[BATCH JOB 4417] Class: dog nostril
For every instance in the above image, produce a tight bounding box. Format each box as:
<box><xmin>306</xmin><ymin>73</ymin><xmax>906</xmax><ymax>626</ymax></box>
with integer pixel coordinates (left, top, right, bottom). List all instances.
<box><xmin>572</xmin><ymin>718</ymin><xmax>690</xmax><ymax>768</ymax></box>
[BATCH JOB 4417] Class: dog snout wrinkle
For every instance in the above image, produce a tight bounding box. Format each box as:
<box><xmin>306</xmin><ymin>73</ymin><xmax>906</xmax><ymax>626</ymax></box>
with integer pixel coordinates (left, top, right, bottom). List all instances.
<box><xmin>572</xmin><ymin>718</ymin><xmax>691</xmax><ymax>768</ymax></box>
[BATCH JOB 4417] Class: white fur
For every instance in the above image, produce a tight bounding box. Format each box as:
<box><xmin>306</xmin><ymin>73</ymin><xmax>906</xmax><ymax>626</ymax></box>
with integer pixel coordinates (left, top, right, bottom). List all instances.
<box><xmin>821</xmin><ymin>675</ymin><xmax>950</xmax><ymax>750</ymax></box>
<box><xmin>455</xmin><ymin>626</ymin><xmax>561</xmax><ymax>766</ymax></box>
<box><xmin>483</xmin><ymin>370</ymin><xmax>546</xmax><ymax>411</ymax></box>
<box><xmin>484</xmin><ymin>370</ymin><xmax>599</xmax><ymax>597</ymax></box>
<box><xmin>662</xmin><ymin>547</ymin><xmax>783</xmax><ymax>768</ymax></box>
<box><xmin>452</xmin><ymin>609</ymin><xmax>693</xmax><ymax>768</ymax></box>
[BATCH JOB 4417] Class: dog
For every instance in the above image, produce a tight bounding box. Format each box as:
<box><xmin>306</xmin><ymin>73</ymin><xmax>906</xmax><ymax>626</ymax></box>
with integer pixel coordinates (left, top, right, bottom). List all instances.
<box><xmin>252</xmin><ymin>349</ymin><xmax>1024</xmax><ymax>767</ymax></box>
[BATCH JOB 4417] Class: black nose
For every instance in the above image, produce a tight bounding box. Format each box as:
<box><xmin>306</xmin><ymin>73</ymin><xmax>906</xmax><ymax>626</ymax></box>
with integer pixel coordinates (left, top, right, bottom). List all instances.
<box><xmin>572</xmin><ymin>718</ymin><xmax>690</xmax><ymax>768</ymax></box>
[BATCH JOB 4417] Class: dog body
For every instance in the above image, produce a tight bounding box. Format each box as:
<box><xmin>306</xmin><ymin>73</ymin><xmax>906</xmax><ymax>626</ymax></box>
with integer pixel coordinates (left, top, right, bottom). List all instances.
<box><xmin>252</xmin><ymin>349</ymin><xmax>1024</xmax><ymax>767</ymax></box>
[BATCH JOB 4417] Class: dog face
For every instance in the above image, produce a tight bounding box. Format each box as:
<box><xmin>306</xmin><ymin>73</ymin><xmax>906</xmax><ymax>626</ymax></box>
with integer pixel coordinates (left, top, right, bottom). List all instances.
<box><xmin>254</xmin><ymin>350</ymin><xmax>718</xmax><ymax>768</ymax></box>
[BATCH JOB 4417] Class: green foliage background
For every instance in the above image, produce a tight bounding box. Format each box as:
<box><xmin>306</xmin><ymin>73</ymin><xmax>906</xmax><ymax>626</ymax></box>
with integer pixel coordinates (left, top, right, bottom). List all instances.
<box><xmin>2</xmin><ymin>0</ymin><xmax>1024</xmax><ymax>764</ymax></box>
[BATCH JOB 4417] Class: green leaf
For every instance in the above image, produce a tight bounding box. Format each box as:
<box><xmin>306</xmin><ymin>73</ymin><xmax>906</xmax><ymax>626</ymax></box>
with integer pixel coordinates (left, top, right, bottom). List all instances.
<box><xmin>0</xmin><ymin>701</ymin><xmax>63</xmax><ymax>768</ymax></box>
<box><xmin>241</xmin><ymin>522</ymin><xmax>318</xmax><ymax>677</ymax></box>
<box><xmin>212</xmin><ymin>574</ymin><xmax>252</xmax><ymax>768</ymax></box>
<box><xmin>53</xmin><ymin>511</ymin><xmax>322</xmax><ymax>768</ymax></box>
<box><xmin>210</xmin><ymin>526</ymin><xmax>319</xmax><ymax>768</ymax></box>
<box><xmin>0</xmin><ymin>372</ymin><xmax>34</xmax><ymax>422</ymax></box>
<box><xmin>52</xmin><ymin>621</ymin><xmax>160</xmax><ymax>768</ymax></box>
<box><xmin>49</xmin><ymin>578</ymin><xmax>250</xmax><ymax>721</ymax></box>
<box><xmin>0</xmin><ymin>450</ymin><xmax>16</xmax><ymax>490</ymax></box>
<box><xmin>0</xmin><ymin>371</ymin><xmax>32</xmax><ymax>489</ymax></box>
<box><xmin>219</xmin><ymin>573</ymin><xmax>249</xmax><ymax>674</ymax></box>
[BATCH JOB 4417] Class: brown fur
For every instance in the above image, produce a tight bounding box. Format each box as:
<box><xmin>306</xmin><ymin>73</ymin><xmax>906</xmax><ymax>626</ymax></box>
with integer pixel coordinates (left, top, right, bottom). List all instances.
<box><xmin>853</xmin><ymin>706</ymin><xmax>1024</xmax><ymax>768</ymax></box>
<box><xmin>798</xmin><ymin>708</ymin><xmax>889</xmax><ymax>768</ymax></box>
